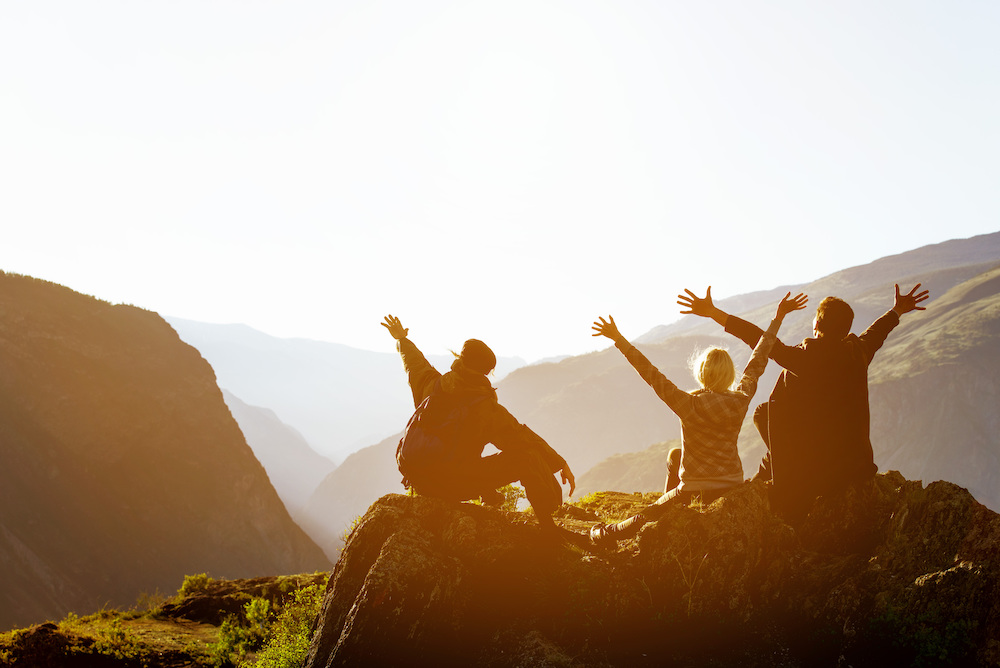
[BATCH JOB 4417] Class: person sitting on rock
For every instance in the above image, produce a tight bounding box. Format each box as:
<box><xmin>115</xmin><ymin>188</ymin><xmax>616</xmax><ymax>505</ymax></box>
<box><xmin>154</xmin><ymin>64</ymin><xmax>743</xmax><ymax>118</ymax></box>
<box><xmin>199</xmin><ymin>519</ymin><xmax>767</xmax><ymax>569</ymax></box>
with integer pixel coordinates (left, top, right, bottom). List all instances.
<box><xmin>588</xmin><ymin>293</ymin><xmax>807</xmax><ymax>545</ymax></box>
<box><xmin>381</xmin><ymin>314</ymin><xmax>576</xmax><ymax>533</ymax></box>
<box><xmin>677</xmin><ymin>283</ymin><xmax>929</xmax><ymax>523</ymax></box>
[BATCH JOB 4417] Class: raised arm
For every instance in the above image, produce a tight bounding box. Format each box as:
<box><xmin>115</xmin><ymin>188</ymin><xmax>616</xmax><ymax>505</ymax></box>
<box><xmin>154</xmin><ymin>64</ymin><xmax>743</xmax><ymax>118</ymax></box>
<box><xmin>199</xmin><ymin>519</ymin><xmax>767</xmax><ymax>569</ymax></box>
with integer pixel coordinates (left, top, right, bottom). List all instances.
<box><xmin>381</xmin><ymin>314</ymin><xmax>408</xmax><ymax>340</ymax></box>
<box><xmin>591</xmin><ymin>315</ymin><xmax>627</xmax><ymax>345</ymax></box>
<box><xmin>677</xmin><ymin>286</ymin><xmax>731</xmax><ymax>328</ymax></box>
<box><xmin>892</xmin><ymin>283</ymin><xmax>930</xmax><ymax>317</ymax></box>
<box><xmin>381</xmin><ymin>314</ymin><xmax>441</xmax><ymax>407</ymax></box>
<box><xmin>734</xmin><ymin>292</ymin><xmax>808</xmax><ymax>396</ymax></box>
<box><xmin>856</xmin><ymin>283</ymin><xmax>930</xmax><ymax>364</ymax></box>
<box><xmin>592</xmin><ymin>315</ymin><xmax>697</xmax><ymax>419</ymax></box>
<box><xmin>773</xmin><ymin>291</ymin><xmax>809</xmax><ymax>331</ymax></box>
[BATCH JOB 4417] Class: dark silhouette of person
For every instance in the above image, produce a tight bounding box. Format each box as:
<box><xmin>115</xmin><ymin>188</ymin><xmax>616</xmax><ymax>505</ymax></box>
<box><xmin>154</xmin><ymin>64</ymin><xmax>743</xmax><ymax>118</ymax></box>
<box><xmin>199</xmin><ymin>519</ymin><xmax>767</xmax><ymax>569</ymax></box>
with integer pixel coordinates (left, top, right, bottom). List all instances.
<box><xmin>677</xmin><ymin>283</ymin><xmax>929</xmax><ymax>523</ymax></box>
<box><xmin>382</xmin><ymin>314</ymin><xmax>575</xmax><ymax>533</ymax></box>
<box><xmin>588</xmin><ymin>292</ymin><xmax>807</xmax><ymax>545</ymax></box>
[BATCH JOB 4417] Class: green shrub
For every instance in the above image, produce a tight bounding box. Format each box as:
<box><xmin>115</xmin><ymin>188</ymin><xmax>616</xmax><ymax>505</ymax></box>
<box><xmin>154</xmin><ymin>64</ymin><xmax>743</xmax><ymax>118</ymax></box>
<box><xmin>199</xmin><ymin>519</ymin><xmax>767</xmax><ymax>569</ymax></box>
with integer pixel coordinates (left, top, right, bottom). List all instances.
<box><xmin>180</xmin><ymin>572</ymin><xmax>215</xmax><ymax>597</ymax></box>
<box><xmin>339</xmin><ymin>514</ymin><xmax>365</xmax><ymax>546</ymax></box>
<box><xmin>212</xmin><ymin>597</ymin><xmax>272</xmax><ymax>666</ymax></box>
<box><xmin>91</xmin><ymin>618</ymin><xmax>143</xmax><ymax>660</ymax></box>
<box><xmin>211</xmin><ymin>577</ymin><xmax>328</xmax><ymax>668</ymax></box>
<box><xmin>246</xmin><ymin>581</ymin><xmax>327</xmax><ymax>668</ymax></box>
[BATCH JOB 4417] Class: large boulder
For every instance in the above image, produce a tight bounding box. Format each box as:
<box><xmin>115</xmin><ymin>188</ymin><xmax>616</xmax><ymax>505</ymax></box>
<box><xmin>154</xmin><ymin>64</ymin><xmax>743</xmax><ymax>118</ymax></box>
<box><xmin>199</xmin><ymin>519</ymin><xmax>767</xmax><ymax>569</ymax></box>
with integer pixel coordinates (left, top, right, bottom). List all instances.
<box><xmin>306</xmin><ymin>472</ymin><xmax>1000</xmax><ymax>667</ymax></box>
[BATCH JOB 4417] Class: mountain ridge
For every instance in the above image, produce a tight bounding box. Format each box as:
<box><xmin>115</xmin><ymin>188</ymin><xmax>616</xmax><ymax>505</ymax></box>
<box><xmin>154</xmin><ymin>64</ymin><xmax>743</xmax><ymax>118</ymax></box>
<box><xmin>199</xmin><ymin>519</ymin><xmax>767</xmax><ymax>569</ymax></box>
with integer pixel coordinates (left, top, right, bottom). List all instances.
<box><xmin>0</xmin><ymin>271</ymin><xmax>329</xmax><ymax>631</ymax></box>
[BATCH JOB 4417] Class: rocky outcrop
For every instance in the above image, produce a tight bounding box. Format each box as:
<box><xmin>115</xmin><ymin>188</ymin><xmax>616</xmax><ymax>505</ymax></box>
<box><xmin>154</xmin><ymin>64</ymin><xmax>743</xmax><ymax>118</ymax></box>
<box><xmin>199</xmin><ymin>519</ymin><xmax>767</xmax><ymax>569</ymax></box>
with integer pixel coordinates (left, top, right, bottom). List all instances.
<box><xmin>305</xmin><ymin>473</ymin><xmax>1000</xmax><ymax>667</ymax></box>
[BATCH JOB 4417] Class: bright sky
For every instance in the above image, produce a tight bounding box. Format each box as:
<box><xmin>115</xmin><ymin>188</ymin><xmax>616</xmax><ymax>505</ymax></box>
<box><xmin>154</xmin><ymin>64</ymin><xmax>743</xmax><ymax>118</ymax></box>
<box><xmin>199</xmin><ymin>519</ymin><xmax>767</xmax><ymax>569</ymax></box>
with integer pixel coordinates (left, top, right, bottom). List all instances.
<box><xmin>2</xmin><ymin>1</ymin><xmax>998</xmax><ymax>363</ymax></box>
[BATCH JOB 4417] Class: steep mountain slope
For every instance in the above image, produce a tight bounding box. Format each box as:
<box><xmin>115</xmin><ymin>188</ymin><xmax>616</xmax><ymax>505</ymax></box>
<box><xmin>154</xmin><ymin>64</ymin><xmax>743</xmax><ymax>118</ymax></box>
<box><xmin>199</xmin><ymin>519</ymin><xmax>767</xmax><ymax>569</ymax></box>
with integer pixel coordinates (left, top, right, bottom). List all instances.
<box><xmin>222</xmin><ymin>390</ymin><xmax>336</xmax><ymax>515</ymax></box>
<box><xmin>0</xmin><ymin>273</ymin><xmax>329</xmax><ymax>631</ymax></box>
<box><xmin>166</xmin><ymin>318</ymin><xmax>526</xmax><ymax>463</ymax></box>
<box><xmin>868</xmin><ymin>265</ymin><xmax>1000</xmax><ymax>509</ymax></box>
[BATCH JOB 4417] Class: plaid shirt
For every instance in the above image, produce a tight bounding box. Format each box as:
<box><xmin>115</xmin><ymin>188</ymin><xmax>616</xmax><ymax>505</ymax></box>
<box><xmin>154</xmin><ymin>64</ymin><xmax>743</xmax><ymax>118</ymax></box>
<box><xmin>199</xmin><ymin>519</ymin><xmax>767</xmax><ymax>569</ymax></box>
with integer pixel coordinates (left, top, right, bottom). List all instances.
<box><xmin>616</xmin><ymin>330</ymin><xmax>776</xmax><ymax>491</ymax></box>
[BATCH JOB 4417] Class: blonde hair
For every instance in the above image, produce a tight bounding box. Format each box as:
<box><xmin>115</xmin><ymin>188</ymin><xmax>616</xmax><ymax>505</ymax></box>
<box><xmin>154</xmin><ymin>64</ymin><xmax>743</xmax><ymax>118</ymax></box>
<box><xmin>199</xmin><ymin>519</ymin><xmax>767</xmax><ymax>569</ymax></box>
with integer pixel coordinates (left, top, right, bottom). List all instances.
<box><xmin>690</xmin><ymin>346</ymin><xmax>735</xmax><ymax>393</ymax></box>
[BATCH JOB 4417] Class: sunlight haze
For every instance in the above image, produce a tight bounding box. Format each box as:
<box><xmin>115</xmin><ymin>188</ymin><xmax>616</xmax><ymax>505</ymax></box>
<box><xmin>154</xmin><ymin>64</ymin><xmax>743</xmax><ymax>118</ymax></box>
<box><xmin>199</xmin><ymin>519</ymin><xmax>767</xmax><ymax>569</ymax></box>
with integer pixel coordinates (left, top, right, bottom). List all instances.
<box><xmin>2</xmin><ymin>1</ymin><xmax>998</xmax><ymax>362</ymax></box>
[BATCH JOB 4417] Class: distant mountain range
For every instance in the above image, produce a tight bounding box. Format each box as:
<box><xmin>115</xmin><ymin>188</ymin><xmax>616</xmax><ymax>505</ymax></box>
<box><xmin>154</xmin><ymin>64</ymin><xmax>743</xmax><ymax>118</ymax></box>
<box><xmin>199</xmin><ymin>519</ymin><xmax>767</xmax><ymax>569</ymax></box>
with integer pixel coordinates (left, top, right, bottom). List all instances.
<box><xmin>0</xmin><ymin>273</ymin><xmax>329</xmax><ymax>631</ymax></box>
<box><xmin>302</xmin><ymin>231</ymin><xmax>1000</xmax><ymax>553</ymax></box>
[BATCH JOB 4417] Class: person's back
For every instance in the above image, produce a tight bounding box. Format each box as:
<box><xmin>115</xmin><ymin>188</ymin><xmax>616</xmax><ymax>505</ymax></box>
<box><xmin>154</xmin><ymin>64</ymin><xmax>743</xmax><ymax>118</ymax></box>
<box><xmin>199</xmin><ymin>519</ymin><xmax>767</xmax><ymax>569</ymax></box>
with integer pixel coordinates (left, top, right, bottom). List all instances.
<box><xmin>765</xmin><ymin>323</ymin><xmax>882</xmax><ymax>512</ymax></box>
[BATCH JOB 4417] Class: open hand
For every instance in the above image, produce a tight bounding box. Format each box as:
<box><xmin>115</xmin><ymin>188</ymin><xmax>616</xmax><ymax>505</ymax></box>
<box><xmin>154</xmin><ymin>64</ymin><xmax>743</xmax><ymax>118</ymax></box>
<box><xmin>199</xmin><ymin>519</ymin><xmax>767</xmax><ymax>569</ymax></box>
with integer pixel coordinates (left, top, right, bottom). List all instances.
<box><xmin>893</xmin><ymin>283</ymin><xmax>929</xmax><ymax>316</ymax></box>
<box><xmin>591</xmin><ymin>316</ymin><xmax>624</xmax><ymax>343</ymax></box>
<box><xmin>776</xmin><ymin>292</ymin><xmax>809</xmax><ymax>319</ymax></box>
<box><xmin>677</xmin><ymin>286</ymin><xmax>716</xmax><ymax>318</ymax></box>
<box><xmin>381</xmin><ymin>314</ymin><xmax>408</xmax><ymax>340</ymax></box>
<box><xmin>561</xmin><ymin>465</ymin><xmax>576</xmax><ymax>497</ymax></box>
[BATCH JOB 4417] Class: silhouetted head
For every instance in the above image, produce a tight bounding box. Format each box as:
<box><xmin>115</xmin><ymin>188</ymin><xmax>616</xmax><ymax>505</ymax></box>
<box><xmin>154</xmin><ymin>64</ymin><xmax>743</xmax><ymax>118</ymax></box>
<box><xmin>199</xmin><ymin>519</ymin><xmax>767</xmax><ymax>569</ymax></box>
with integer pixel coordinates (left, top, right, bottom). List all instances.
<box><xmin>814</xmin><ymin>297</ymin><xmax>854</xmax><ymax>339</ymax></box>
<box><xmin>691</xmin><ymin>347</ymin><xmax>735</xmax><ymax>393</ymax></box>
<box><xmin>457</xmin><ymin>339</ymin><xmax>496</xmax><ymax>375</ymax></box>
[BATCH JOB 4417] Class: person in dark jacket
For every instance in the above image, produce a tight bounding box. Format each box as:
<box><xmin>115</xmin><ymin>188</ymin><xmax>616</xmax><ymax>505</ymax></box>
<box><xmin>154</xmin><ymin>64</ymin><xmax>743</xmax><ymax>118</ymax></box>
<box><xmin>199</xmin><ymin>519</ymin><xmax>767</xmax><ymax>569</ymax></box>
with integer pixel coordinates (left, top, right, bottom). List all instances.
<box><xmin>382</xmin><ymin>314</ymin><xmax>576</xmax><ymax>532</ymax></box>
<box><xmin>677</xmin><ymin>283</ymin><xmax>929</xmax><ymax>522</ymax></box>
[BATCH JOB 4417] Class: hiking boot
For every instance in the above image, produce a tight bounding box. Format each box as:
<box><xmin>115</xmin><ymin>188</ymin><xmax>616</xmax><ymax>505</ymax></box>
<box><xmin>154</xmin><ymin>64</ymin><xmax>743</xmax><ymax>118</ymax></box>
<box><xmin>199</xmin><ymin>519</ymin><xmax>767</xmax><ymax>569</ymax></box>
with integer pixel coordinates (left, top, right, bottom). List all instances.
<box><xmin>589</xmin><ymin>523</ymin><xmax>610</xmax><ymax>546</ymax></box>
<box><xmin>591</xmin><ymin>514</ymin><xmax>648</xmax><ymax>546</ymax></box>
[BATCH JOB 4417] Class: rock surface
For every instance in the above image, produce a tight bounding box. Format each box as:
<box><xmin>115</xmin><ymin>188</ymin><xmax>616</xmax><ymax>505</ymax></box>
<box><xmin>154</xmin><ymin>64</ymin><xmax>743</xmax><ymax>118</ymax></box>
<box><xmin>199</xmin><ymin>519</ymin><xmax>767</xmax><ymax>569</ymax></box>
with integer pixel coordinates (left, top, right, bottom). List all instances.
<box><xmin>306</xmin><ymin>473</ymin><xmax>1000</xmax><ymax>667</ymax></box>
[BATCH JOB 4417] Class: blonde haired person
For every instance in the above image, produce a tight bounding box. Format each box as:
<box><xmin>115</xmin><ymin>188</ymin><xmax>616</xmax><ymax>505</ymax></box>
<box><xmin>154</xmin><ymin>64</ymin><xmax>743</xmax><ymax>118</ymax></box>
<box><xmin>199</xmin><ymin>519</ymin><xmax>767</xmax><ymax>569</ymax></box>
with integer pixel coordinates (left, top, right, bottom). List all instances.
<box><xmin>692</xmin><ymin>346</ymin><xmax>736</xmax><ymax>393</ymax></box>
<box><xmin>589</xmin><ymin>292</ymin><xmax>807</xmax><ymax>545</ymax></box>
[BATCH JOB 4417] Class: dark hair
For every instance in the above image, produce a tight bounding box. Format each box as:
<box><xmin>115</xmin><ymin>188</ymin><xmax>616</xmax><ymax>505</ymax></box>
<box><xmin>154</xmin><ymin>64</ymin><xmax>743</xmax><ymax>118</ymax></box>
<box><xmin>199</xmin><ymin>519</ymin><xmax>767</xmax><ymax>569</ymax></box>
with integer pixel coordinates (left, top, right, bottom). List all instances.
<box><xmin>457</xmin><ymin>339</ymin><xmax>496</xmax><ymax>375</ymax></box>
<box><xmin>815</xmin><ymin>297</ymin><xmax>854</xmax><ymax>338</ymax></box>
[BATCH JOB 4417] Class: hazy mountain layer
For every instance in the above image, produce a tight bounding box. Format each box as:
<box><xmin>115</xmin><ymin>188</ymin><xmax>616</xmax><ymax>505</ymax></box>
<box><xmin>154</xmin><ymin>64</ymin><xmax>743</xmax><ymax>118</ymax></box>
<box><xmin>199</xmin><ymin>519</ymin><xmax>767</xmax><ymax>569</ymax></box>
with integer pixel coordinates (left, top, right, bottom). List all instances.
<box><xmin>0</xmin><ymin>272</ymin><xmax>329</xmax><ymax>631</ymax></box>
<box><xmin>301</xmin><ymin>434</ymin><xmax>402</xmax><ymax>561</ymax></box>
<box><xmin>222</xmin><ymin>390</ymin><xmax>337</xmax><ymax>515</ymax></box>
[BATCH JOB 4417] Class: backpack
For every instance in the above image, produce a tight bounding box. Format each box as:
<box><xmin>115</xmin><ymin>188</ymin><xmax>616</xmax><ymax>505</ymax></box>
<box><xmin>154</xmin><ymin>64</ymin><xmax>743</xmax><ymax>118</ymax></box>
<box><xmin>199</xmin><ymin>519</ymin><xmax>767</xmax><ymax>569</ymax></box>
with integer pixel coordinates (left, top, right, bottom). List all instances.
<box><xmin>396</xmin><ymin>379</ymin><xmax>488</xmax><ymax>486</ymax></box>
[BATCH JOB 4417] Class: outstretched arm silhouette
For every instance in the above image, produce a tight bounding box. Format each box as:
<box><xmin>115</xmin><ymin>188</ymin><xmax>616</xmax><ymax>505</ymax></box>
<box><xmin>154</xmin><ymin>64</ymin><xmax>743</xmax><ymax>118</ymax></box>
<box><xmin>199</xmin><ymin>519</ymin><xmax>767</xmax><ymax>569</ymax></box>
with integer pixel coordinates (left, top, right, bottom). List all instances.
<box><xmin>774</xmin><ymin>291</ymin><xmax>809</xmax><ymax>324</ymax></box>
<box><xmin>677</xmin><ymin>286</ymin><xmax>730</xmax><ymax>327</ymax></box>
<box><xmin>381</xmin><ymin>314</ymin><xmax>409</xmax><ymax>340</ymax></box>
<box><xmin>891</xmin><ymin>283</ymin><xmax>930</xmax><ymax>317</ymax></box>
<box><xmin>591</xmin><ymin>315</ymin><xmax>627</xmax><ymax>345</ymax></box>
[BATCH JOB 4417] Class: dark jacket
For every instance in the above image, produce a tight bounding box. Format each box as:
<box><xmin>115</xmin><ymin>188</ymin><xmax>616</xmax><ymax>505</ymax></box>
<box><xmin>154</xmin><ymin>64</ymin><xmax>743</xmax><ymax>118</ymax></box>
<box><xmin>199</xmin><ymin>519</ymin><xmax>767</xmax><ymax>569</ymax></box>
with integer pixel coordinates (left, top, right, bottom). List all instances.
<box><xmin>397</xmin><ymin>337</ymin><xmax>567</xmax><ymax>473</ymax></box>
<box><xmin>725</xmin><ymin>310</ymin><xmax>900</xmax><ymax>512</ymax></box>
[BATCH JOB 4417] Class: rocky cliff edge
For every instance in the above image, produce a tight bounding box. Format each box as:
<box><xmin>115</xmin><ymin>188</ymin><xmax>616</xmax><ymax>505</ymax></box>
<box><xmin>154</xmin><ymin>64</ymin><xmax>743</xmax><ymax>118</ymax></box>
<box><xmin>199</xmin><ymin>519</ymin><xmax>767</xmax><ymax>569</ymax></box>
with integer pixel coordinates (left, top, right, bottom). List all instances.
<box><xmin>306</xmin><ymin>472</ymin><xmax>1000</xmax><ymax>667</ymax></box>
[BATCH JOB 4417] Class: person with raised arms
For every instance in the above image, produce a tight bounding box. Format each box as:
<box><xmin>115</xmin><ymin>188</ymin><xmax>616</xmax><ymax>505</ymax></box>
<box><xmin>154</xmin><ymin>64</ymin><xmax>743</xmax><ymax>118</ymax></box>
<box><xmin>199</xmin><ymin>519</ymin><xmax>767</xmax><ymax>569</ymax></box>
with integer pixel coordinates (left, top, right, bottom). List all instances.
<box><xmin>588</xmin><ymin>292</ymin><xmax>807</xmax><ymax>545</ymax></box>
<box><xmin>382</xmin><ymin>314</ymin><xmax>576</xmax><ymax>534</ymax></box>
